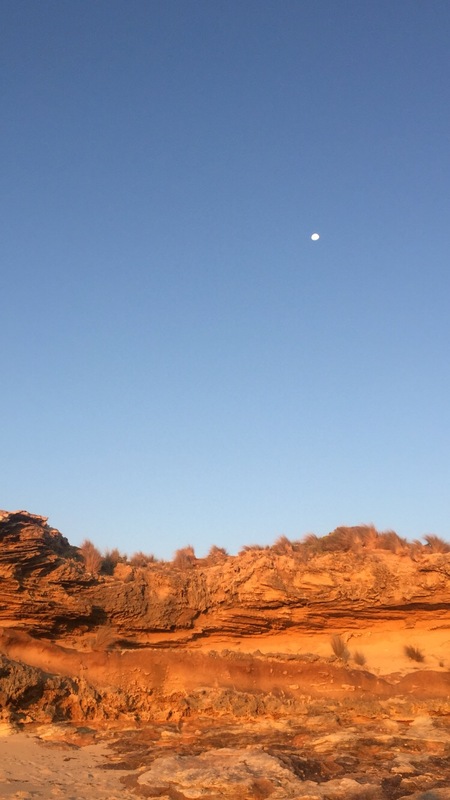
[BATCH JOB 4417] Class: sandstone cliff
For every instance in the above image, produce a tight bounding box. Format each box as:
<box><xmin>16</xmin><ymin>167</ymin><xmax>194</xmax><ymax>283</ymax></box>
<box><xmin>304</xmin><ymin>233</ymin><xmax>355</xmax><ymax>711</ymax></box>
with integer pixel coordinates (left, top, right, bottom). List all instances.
<box><xmin>2</xmin><ymin>510</ymin><xmax>450</xmax><ymax>798</ymax></box>
<box><xmin>2</xmin><ymin>510</ymin><xmax>450</xmax><ymax>645</ymax></box>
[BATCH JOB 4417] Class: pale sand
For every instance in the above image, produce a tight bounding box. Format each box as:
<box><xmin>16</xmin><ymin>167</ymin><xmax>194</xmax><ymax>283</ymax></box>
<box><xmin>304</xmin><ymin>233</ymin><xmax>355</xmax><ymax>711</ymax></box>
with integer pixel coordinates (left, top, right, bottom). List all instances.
<box><xmin>195</xmin><ymin>625</ymin><xmax>450</xmax><ymax>675</ymax></box>
<box><xmin>0</xmin><ymin>731</ymin><xmax>136</xmax><ymax>800</ymax></box>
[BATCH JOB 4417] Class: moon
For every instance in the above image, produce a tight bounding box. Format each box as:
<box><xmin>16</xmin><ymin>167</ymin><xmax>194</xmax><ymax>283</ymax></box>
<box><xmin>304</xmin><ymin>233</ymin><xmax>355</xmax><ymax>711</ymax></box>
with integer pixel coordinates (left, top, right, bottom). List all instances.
<box><xmin>311</xmin><ymin>233</ymin><xmax>320</xmax><ymax>241</ymax></box>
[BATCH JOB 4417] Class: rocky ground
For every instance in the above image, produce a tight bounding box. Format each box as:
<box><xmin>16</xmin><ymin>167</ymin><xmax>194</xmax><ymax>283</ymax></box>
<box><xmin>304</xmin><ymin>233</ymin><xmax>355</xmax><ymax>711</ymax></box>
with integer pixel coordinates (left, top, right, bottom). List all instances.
<box><xmin>2</xmin><ymin>696</ymin><xmax>450</xmax><ymax>799</ymax></box>
<box><xmin>1</xmin><ymin>510</ymin><xmax>450</xmax><ymax>798</ymax></box>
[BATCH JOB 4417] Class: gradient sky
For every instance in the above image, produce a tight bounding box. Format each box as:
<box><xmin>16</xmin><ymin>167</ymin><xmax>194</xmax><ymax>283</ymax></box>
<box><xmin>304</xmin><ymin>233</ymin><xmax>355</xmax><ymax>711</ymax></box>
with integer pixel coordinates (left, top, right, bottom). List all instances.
<box><xmin>2</xmin><ymin>1</ymin><xmax>450</xmax><ymax>558</ymax></box>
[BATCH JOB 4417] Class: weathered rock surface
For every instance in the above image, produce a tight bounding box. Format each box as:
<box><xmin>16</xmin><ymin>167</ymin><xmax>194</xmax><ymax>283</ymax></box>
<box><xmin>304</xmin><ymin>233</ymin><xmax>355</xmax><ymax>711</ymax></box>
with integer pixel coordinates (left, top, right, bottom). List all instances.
<box><xmin>2</xmin><ymin>509</ymin><xmax>450</xmax><ymax>799</ymax></box>
<box><xmin>2</xmin><ymin>509</ymin><xmax>450</xmax><ymax>644</ymax></box>
<box><xmin>0</xmin><ymin>510</ymin><xmax>96</xmax><ymax>635</ymax></box>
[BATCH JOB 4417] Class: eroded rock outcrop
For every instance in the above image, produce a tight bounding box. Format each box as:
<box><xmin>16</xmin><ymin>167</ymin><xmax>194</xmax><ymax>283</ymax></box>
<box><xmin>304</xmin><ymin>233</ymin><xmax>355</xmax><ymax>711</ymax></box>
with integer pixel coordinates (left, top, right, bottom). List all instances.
<box><xmin>0</xmin><ymin>510</ymin><xmax>97</xmax><ymax>635</ymax></box>
<box><xmin>3</xmin><ymin>510</ymin><xmax>450</xmax><ymax>799</ymax></box>
<box><xmin>2</xmin><ymin>509</ymin><xmax>450</xmax><ymax>645</ymax></box>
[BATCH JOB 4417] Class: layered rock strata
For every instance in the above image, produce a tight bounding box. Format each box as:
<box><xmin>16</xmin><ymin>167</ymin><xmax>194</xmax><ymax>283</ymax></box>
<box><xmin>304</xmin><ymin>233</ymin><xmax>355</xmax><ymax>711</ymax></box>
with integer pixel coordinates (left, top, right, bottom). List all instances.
<box><xmin>1</xmin><ymin>510</ymin><xmax>450</xmax><ymax>644</ymax></box>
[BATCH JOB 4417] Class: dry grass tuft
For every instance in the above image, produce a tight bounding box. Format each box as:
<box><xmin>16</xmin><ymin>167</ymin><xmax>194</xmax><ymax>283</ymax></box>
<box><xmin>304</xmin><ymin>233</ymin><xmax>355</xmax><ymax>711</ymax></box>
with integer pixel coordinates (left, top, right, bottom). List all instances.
<box><xmin>423</xmin><ymin>534</ymin><xmax>450</xmax><ymax>553</ymax></box>
<box><xmin>404</xmin><ymin>644</ymin><xmax>425</xmax><ymax>662</ymax></box>
<box><xmin>205</xmin><ymin>545</ymin><xmax>229</xmax><ymax>564</ymax></box>
<box><xmin>271</xmin><ymin>535</ymin><xmax>293</xmax><ymax>555</ymax></box>
<box><xmin>173</xmin><ymin>545</ymin><xmax>196</xmax><ymax>569</ymax></box>
<box><xmin>79</xmin><ymin>539</ymin><xmax>102</xmax><ymax>574</ymax></box>
<box><xmin>353</xmin><ymin>650</ymin><xmax>366</xmax><ymax>666</ymax></box>
<box><xmin>129</xmin><ymin>551</ymin><xmax>157</xmax><ymax>567</ymax></box>
<box><xmin>101</xmin><ymin>547</ymin><xmax>126</xmax><ymax>575</ymax></box>
<box><xmin>375</xmin><ymin>530</ymin><xmax>409</xmax><ymax>554</ymax></box>
<box><xmin>238</xmin><ymin>544</ymin><xmax>267</xmax><ymax>555</ymax></box>
<box><xmin>330</xmin><ymin>634</ymin><xmax>350</xmax><ymax>662</ymax></box>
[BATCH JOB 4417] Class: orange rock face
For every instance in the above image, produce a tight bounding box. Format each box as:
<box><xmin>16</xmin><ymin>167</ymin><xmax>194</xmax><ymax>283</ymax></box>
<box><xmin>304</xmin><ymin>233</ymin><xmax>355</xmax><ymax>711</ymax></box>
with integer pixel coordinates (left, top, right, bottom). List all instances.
<box><xmin>2</xmin><ymin>510</ymin><xmax>450</xmax><ymax>798</ymax></box>
<box><xmin>2</xmin><ymin>509</ymin><xmax>450</xmax><ymax>647</ymax></box>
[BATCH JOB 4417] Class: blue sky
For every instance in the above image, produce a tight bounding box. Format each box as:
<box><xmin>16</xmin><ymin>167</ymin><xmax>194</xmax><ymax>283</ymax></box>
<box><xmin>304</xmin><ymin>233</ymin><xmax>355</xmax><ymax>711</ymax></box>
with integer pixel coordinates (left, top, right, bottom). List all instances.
<box><xmin>2</xmin><ymin>1</ymin><xmax>450</xmax><ymax>558</ymax></box>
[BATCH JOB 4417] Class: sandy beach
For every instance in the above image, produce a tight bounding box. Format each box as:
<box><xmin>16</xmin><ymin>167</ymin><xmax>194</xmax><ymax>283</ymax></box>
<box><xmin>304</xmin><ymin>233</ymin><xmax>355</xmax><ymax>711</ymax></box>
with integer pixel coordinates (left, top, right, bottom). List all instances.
<box><xmin>0</xmin><ymin>729</ymin><xmax>136</xmax><ymax>800</ymax></box>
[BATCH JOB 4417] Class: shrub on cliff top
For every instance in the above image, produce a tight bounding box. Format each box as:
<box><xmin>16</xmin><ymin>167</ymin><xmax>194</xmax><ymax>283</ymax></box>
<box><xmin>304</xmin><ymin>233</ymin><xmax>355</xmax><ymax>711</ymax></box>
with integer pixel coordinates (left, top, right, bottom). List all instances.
<box><xmin>79</xmin><ymin>539</ymin><xmax>102</xmax><ymax>575</ymax></box>
<box><xmin>101</xmin><ymin>547</ymin><xmax>126</xmax><ymax>575</ymax></box>
<box><xmin>301</xmin><ymin>526</ymin><xmax>379</xmax><ymax>555</ymax></box>
<box><xmin>271</xmin><ymin>535</ymin><xmax>294</xmax><ymax>555</ymax></box>
<box><xmin>238</xmin><ymin>544</ymin><xmax>268</xmax><ymax>555</ymax></box>
<box><xmin>374</xmin><ymin>530</ymin><xmax>409</xmax><ymax>554</ymax></box>
<box><xmin>129</xmin><ymin>551</ymin><xmax>157</xmax><ymax>567</ymax></box>
<box><xmin>173</xmin><ymin>545</ymin><xmax>196</xmax><ymax>569</ymax></box>
<box><xmin>423</xmin><ymin>535</ymin><xmax>450</xmax><ymax>554</ymax></box>
<box><xmin>205</xmin><ymin>545</ymin><xmax>229</xmax><ymax>564</ymax></box>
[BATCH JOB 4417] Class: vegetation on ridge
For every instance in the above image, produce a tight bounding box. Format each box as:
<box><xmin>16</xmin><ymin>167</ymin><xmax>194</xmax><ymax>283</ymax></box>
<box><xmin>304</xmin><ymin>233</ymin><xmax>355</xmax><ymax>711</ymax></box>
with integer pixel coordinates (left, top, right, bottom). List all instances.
<box><xmin>78</xmin><ymin>524</ymin><xmax>450</xmax><ymax>576</ymax></box>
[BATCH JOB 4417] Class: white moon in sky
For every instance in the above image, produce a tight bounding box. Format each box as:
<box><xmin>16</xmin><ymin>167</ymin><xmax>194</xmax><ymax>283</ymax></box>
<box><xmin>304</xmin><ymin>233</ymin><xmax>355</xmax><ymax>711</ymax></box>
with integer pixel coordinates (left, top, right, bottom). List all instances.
<box><xmin>311</xmin><ymin>233</ymin><xmax>320</xmax><ymax>241</ymax></box>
